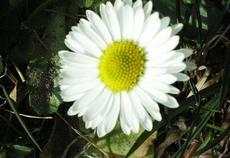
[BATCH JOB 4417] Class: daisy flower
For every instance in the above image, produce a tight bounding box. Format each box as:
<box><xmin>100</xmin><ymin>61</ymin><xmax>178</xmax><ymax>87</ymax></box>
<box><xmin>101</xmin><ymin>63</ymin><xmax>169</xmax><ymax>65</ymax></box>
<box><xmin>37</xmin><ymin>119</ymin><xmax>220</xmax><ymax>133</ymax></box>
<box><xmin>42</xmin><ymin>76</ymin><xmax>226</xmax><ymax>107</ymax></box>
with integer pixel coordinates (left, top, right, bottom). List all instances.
<box><xmin>59</xmin><ymin>0</ymin><xmax>194</xmax><ymax>137</ymax></box>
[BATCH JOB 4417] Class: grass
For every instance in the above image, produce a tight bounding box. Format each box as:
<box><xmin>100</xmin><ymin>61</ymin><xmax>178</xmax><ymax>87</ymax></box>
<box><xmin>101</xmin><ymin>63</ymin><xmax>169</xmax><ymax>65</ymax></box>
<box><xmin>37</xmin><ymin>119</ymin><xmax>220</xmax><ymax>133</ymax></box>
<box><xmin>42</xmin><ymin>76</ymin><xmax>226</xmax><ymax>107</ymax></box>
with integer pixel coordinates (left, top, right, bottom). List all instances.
<box><xmin>0</xmin><ymin>0</ymin><xmax>230</xmax><ymax>157</ymax></box>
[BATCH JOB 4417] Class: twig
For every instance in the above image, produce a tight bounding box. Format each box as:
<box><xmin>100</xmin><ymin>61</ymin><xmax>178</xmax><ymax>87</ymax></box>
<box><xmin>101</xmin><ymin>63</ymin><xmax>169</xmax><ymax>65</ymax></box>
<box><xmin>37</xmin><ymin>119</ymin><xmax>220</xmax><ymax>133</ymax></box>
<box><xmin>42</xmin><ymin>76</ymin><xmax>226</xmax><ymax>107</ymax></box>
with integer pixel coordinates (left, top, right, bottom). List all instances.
<box><xmin>56</xmin><ymin>112</ymin><xmax>109</xmax><ymax>157</ymax></box>
<box><xmin>0</xmin><ymin>85</ymin><xmax>42</xmax><ymax>151</ymax></box>
<box><xmin>0</xmin><ymin>67</ymin><xmax>7</xmax><ymax>79</ymax></box>
<box><xmin>61</xmin><ymin>138</ymin><xmax>79</xmax><ymax>158</ymax></box>
<box><xmin>0</xmin><ymin>108</ymin><xmax>53</xmax><ymax>119</ymax></box>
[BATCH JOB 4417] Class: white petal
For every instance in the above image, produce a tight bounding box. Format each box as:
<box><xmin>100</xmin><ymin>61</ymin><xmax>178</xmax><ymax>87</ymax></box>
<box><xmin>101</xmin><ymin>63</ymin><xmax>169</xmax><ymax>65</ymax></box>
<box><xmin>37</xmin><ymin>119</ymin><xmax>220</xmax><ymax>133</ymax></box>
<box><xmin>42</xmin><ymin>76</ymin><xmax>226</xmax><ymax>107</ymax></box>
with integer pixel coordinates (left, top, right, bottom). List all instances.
<box><xmin>152</xmin><ymin>74</ymin><xmax>177</xmax><ymax>84</ymax></box>
<box><xmin>71</xmin><ymin>26</ymin><xmax>79</xmax><ymax>32</ymax></box>
<box><xmin>149</xmin><ymin>53</ymin><xmax>185</xmax><ymax>68</ymax></box>
<box><xmin>173</xmin><ymin>73</ymin><xmax>190</xmax><ymax>81</ymax></box>
<box><xmin>172</xmin><ymin>23</ymin><xmax>183</xmax><ymax>35</ymax></box>
<box><xmin>139</xmin><ymin>83</ymin><xmax>168</xmax><ymax>104</ymax></box>
<box><xmin>60</xmin><ymin>62</ymin><xmax>97</xmax><ymax>74</ymax></box>
<box><xmin>146</xmin><ymin>27</ymin><xmax>172</xmax><ymax>50</ymax></box>
<box><xmin>60</xmin><ymin>65</ymin><xmax>98</xmax><ymax>78</ymax></box>
<box><xmin>159</xmin><ymin>17</ymin><xmax>170</xmax><ymax>30</ymax></box>
<box><xmin>143</xmin><ymin>1</ymin><xmax>153</xmax><ymax>18</ymax></box>
<box><xmin>164</xmin><ymin>63</ymin><xmax>187</xmax><ymax>73</ymax></box>
<box><xmin>141</xmin><ymin>81</ymin><xmax>179</xmax><ymax>108</ymax></box>
<box><xmin>132</xmin><ymin>7</ymin><xmax>144</xmax><ymax>40</ymax></box>
<box><xmin>144</xmin><ymin>67</ymin><xmax>168</xmax><ymax>76</ymax></box>
<box><xmin>67</xmin><ymin>31</ymin><xmax>101</xmax><ymax>57</ymax></box>
<box><xmin>138</xmin><ymin>14</ymin><xmax>161</xmax><ymax>47</ymax></box>
<box><xmin>155</xmin><ymin>36</ymin><xmax>180</xmax><ymax>54</ymax></box>
<box><xmin>64</xmin><ymin>34</ymin><xmax>84</xmax><ymax>53</ymax></box>
<box><xmin>135</xmin><ymin>87</ymin><xmax>162</xmax><ymax>121</ymax></box>
<box><xmin>61</xmin><ymin>61</ymin><xmax>97</xmax><ymax>70</ymax></box>
<box><xmin>105</xmin><ymin>2</ymin><xmax>121</xmax><ymax>40</ymax></box>
<box><xmin>133</xmin><ymin>0</ymin><xmax>142</xmax><ymax>13</ymax></box>
<box><xmin>114</xmin><ymin>0</ymin><xmax>123</xmax><ymax>14</ymax></box>
<box><xmin>140</xmin><ymin>78</ymin><xmax>180</xmax><ymax>95</ymax></box>
<box><xmin>59</xmin><ymin>74</ymin><xmax>97</xmax><ymax>86</ymax></box>
<box><xmin>176</xmin><ymin>48</ymin><xmax>193</xmax><ymax>58</ymax></box>
<box><xmin>120</xmin><ymin>5</ymin><xmax>134</xmax><ymax>39</ymax></box>
<box><xmin>123</xmin><ymin>0</ymin><xmax>132</xmax><ymax>5</ymax></box>
<box><xmin>85</xmin><ymin>116</ymin><xmax>103</xmax><ymax>129</ymax></box>
<box><xmin>83</xmin><ymin>89</ymin><xmax>112</xmax><ymax>121</ymax></box>
<box><xmin>146</xmin><ymin>51</ymin><xmax>185</xmax><ymax>67</ymax></box>
<box><xmin>103</xmin><ymin>94</ymin><xmax>120</xmax><ymax>134</ymax></box>
<box><xmin>129</xmin><ymin>91</ymin><xmax>153</xmax><ymax>131</ymax></box>
<box><xmin>161</xmin><ymin>95</ymin><xmax>179</xmax><ymax>108</ymax></box>
<box><xmin>185</xmin><ymin>61</ymin><xmax>197</xmax><ymax>71</ymax></box>
<box><xmin>97</xmin><ymin>123</ymin><xmax>106</xmax><ymax>137</ymax></box>
<box><xmin>120</xmin><ymin>116</ymin><xmax>131</xmax><ymax>135</ymax></box>
<box><xmin>60</xmin><ymin>79</ymin><xmax>100</xmax><ymax>102</ymax></box>
<box><xmin>78</xmin><ymin>19</ymin><xmax>107</xmax><ymax>50</ymax></box>
<box><xmin>86</xmin><ymin>10</ymin><xmax>112</xmax><ymax>44</ymax></box>
<box><xmin>75</xmin><ymin>83</ymin><xmax>104</xmax><ymax>116</ymax></box>
<box><xmin>68</xmin><ymin>101</ymin><xmax>81</xmax><ymax>116</ymax></box>
<box><xmin>120</xmin><ymin>92</ymin><xmax>139</xmax><ymax>133</ymax></box>
<box><xmin>59</xmin><ymin>50</ymin><xmax>98</xmax><ymax>65</ymax></box>
<box><xmin>88</xmin><ymin>95</ymin><xmax>114</xmax><ymax>136</ymax></box>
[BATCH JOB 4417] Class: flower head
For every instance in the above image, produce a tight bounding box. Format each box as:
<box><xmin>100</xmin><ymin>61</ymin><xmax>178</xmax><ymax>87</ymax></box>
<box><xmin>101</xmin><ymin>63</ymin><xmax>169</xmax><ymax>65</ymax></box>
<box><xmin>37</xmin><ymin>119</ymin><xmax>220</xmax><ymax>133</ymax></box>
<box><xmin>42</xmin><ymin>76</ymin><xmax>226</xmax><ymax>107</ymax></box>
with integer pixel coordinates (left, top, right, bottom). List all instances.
<box><xmin>59</xmin><ymin>0</ymin><xmax>194</xmax><ymax>137</ymax></box>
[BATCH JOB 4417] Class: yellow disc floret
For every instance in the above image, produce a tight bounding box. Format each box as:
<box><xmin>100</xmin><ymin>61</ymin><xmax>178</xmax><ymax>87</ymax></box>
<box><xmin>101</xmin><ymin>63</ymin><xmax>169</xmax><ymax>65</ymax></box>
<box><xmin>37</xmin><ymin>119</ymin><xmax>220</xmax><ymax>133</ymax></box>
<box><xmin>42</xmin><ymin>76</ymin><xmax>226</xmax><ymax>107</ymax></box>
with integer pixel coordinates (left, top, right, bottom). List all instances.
<box><xmin>98</xmin><ymin>40</ymin><xmax>146</xmax><ymax>92</ymax></box>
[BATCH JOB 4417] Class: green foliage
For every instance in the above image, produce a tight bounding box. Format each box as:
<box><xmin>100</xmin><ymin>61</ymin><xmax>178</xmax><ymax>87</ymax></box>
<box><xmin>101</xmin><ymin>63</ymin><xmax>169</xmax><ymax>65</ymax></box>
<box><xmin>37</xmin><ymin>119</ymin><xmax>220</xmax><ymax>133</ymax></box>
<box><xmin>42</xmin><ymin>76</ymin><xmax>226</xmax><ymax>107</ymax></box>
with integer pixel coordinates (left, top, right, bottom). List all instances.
<box><xmin>0</xmin><ymin>0</ymin><xmax>229</xmax><ymax>157</ymax></box>
<box><xmin>153</xmin><ymin>0</ymin><xmax>228</xmax><ymax>41</ymax></box>
<box><xmin>26</xmin><ymin>4</ymin><xmax>65</xmax><ymax>114</ymax></box>
<box><xmin>11</xmin><ymin>145</ymin><xmax>33</xmax><ymax>156</ymax></box>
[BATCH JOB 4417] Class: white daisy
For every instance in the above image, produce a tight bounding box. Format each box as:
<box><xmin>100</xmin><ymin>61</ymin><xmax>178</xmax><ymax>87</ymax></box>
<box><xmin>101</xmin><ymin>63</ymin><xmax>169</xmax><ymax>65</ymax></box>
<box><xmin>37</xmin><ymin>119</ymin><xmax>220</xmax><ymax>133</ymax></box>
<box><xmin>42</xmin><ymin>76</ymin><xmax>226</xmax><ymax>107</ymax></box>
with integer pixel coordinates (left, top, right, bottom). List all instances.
<box><xmin>59</xmin><ymin>0</ymin><xmax>194</xmax><ymax>137</ymax></box>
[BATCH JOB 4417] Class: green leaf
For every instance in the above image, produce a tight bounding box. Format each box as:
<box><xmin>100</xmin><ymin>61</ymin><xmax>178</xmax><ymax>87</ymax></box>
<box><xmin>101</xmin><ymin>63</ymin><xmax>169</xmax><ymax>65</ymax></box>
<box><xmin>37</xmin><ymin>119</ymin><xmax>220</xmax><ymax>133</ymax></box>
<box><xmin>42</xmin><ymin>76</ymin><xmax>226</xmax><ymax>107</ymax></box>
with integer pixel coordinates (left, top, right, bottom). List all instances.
<box><xmin>27</xmin><ymin>57</ymin><xmax>61</xmax><ymax>114</ymax></box>
<box><xmin>26</xmin><ymin>5</ymin><xmax>65</xmax><ymax>114</ymax></box>
<box><xmin>125</xmin><ymin>122</ymin><xmax>165</xmax><ymax>158</ymax></box>
<box><xmin>11</xmin><ymin>145</ymin><xmax>33</xmax><ymax>155</ymax></box>
<box><xmin>84</xmin><ymin>0</ymin><xmax>94</xmax><ymax>7</ymax></box>
<box><xmin>77</xmin><ymin>0</ymin><xmax>94</xmax><ymax>8</ymax></box>
<box><xmin>97</xmin><ymin>128</ymin><xmax>144</xmax><ymax>156</ymax></box>
<box><xmin>85</xmin><ymin>126</ymin><xmax>156</xmax><ymax>157</ymax></box>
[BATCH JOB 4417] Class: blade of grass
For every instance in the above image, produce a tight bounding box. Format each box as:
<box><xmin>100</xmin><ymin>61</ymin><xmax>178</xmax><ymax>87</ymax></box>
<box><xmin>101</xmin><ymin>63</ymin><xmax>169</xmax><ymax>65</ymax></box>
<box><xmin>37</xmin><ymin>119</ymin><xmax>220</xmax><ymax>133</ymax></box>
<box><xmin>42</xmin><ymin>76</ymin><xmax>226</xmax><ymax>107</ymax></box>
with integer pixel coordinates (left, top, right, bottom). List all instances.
<box><xmin>0</xmin><ymin>85</ymin><xmax>42</xmax><ymax>151</ymax></box>
<box><xmin>195</xmin><ymin>125</ymin><xmax>230</xmax><ymax>155</ymax></box>
<box><xmin>188</xmin><ymin>78</ymin><xmax>200</xmax><ymax>106</ymax></box>
<box><xmin>13</xmin><ymin>62</ymin><xmax>25</xmax><ymax>82</ymax></box>
<box><xmin>173</xmin><ymin>96</ymin><xmax>218</xmax><ymax>158</ymax></box>
<box><xmin>206</xmin><ymin>124</ymin><xmax>225</xmax><ymax>132</ymax></box>
<box><xmin>194</xmin><ymin>39</ymin><xmax>230</xmax><ymax>156</ymax></box>
<box><xmin>168</xmin><ymin>78</ymin><xmax>201</xmax><ymax>157</ymax></box>
<box><xmin>125</xmin><ymin>83</ymin><xmax>220</xmax><ymax>157</ymax></box>
<box><xmin>196</xmin><ymin>130</ymin><xmax>212</xmax><ymax>151</ymax></box>
<box><xmin>173</xmin><ymin>41</ymin><xmax>230</xmax><ymax>157</ymax></box>
<box><xmin>174</xmin><ymin>78</ymin><xmax>203</xmax><ymax>156</ymax></box>
<box><xmin>56</xmin><ymin>112</ymin><xmax>109</xmax><ymax>157</ymax></box>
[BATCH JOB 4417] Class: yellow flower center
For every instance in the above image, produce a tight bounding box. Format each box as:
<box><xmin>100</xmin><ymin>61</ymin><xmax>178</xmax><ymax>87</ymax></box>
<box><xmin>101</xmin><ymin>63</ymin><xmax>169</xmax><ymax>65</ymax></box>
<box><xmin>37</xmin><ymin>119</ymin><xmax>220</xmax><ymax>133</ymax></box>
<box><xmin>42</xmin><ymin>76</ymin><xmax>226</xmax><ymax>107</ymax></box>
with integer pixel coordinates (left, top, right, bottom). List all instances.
<box><xmin>98</xmin><ymin>40</ymin><xmax>146</xmax><ymax>92</ymax></box>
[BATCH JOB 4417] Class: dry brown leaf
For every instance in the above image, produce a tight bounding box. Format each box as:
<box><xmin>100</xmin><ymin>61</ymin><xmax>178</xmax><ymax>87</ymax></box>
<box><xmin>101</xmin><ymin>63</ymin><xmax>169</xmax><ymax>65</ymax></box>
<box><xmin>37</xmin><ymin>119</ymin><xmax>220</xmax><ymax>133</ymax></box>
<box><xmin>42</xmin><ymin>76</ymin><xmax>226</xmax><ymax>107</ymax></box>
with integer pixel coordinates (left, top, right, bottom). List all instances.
<box><xmin>9</xmin><ymin>85</ymin><xmax>17</xmax><ymax>102</ymax></box>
